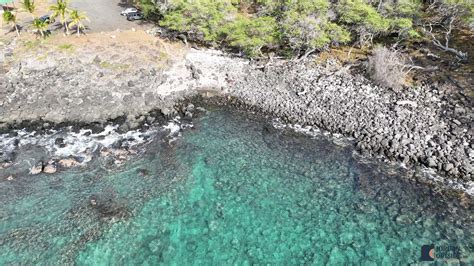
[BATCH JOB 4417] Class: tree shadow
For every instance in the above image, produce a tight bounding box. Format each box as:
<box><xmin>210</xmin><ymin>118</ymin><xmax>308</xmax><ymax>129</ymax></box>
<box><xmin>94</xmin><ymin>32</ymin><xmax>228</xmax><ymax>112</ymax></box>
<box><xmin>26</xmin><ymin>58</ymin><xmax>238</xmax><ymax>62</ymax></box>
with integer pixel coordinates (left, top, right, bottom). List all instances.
<box><xmin>3</xmin><ymin>24</ymin><xmax>24</xmax><ymax>35</ymax></box>
<box><xmin>117</xmin><ymin>0</ymin><xmax>136</xmax><ymax>8</ymax></box>
<box><xmin>134</xmin><ymin>19</ymin><xmax>157</xmax><ymax>28</ymax></box>
<box><xmin>1</xmin><ymin>5</ymin><xmax>15</xmax><ymax>12</ymax></box>
<box><xmin>49</xmin><ymin>22</ymin><xmax>65</xmax><ymax>32</ymax></box>
<box><xmin>23</xmin><ymin>29</ymin><xmax>52</xmax><ymax>39</ymax></box>
<box><xmin>68</xmin><ymin>24</ymin><xmax>91</xmax><ymax>35</ymax></box>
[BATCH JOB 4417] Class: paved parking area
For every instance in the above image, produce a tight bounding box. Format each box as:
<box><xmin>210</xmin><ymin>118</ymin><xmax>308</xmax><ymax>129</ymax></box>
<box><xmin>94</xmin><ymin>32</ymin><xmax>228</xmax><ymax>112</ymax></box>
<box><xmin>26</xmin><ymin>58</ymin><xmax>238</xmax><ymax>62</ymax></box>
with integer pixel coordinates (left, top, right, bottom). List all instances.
<box><xmin>68</xmin><ymin>0</ymin><xmax>140</xmax><ymax>32</ymax></box>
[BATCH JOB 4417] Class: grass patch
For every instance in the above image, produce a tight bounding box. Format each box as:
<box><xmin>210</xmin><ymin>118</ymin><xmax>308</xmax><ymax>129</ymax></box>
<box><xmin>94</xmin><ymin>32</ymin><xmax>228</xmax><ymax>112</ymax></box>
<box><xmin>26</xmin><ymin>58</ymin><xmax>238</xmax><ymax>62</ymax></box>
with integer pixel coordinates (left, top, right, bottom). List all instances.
<box><xmin>36</xmin><ymin>54</ymin><xmax>47</xmax><ymax>61</ymax></box>
<box><xmin>23</xmin><ymin>40</ymin><xmax>43</xmax><ymax>51</ymax></box>
<box><xmin>159</xmin><ymin>51</ymin><xmax>168</xmax><ymax>59</ymax></box>
<box><xmin>57</xmin><ymin>43</ymin><xmax>75</xmax><ymax>53</ymax></box>
<box><xmin>0</xmin><ymin>37</ymin><xmax>8</xmax><ymax>46</ymax></box>
<box><xmin>316</xmin><ymin>46</ymin><xmax>370</xmax><ymax>64</ymax></box>
<box><xmin>99</xmin><ymin>61</ymin><xmax>130</xmax><ymax>71</ymax></box>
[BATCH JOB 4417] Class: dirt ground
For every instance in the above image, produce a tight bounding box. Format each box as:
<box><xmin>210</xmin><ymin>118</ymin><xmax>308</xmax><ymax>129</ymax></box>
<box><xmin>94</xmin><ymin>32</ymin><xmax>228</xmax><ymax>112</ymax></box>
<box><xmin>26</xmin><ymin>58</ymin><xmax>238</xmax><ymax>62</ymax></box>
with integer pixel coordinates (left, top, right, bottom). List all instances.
<box><xmin>1</xmin><ymin>0</ymin><xmax>184</xmax><ymax>74</ymax></box>
<box><xmin>5</xmin><ymin>30</ymin><xmax>187</xmax><ymax>73</ymax></box>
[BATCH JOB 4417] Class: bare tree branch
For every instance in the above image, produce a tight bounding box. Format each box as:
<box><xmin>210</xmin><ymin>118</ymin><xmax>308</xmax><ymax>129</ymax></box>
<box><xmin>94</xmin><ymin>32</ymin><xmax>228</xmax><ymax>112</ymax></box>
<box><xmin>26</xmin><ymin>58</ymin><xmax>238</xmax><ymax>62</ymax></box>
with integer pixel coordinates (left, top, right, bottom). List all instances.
<box><xmin>423</xmin><ymin>22</ymin><xmax>468</xmax><ymax>60</ymax></box>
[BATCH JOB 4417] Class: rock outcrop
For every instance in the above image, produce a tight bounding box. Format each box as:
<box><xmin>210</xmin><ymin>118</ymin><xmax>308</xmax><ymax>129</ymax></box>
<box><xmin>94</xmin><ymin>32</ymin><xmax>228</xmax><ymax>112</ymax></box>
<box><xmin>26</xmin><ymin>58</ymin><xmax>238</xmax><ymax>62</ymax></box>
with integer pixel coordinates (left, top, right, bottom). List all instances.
<box><xmin>0</xmin><ymin>45</ymin><xmax>472</xmax><ymax>185</ymax></box>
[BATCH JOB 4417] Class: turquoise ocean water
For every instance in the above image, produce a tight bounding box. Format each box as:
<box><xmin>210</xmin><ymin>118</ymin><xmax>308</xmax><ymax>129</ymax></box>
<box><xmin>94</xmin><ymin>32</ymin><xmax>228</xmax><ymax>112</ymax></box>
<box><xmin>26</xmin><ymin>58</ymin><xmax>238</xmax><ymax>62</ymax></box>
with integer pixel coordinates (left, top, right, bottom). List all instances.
<box><xmin>0</xmin><ymin>109</ymin><xmax>472</xmax><ymax>264</ymax></box>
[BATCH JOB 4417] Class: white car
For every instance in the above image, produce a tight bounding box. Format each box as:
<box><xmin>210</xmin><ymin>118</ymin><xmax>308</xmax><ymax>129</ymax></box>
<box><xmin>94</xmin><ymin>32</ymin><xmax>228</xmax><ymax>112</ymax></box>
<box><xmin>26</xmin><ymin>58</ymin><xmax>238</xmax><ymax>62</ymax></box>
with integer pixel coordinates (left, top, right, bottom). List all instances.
<box><xmin>121</xmin><ymin>8</ymin><xmax>138</xmax><ymax>16</ymax></box>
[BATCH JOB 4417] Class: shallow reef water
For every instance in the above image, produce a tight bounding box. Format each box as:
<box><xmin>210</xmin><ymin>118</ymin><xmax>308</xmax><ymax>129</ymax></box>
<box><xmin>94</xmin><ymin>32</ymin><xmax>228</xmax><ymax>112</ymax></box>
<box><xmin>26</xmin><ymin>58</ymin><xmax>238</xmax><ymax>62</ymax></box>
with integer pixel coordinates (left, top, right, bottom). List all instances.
<box><xmin>0</xmin><ymin>109</ymin><xmax>472</xmax><ymax>264</ymax></box>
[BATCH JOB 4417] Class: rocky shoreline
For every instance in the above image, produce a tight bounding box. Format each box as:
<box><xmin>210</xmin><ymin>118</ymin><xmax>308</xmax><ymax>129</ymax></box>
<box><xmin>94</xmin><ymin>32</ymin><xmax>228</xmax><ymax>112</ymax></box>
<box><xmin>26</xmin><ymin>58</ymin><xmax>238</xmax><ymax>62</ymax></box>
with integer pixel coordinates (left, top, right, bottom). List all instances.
<box><xmin>0</xmin><ymin>46</ymin><xmax>472</xmax><ymax>194</ymax></box>
<box><xmin>222</xmin><ymin>59</ymin><xmax>473</xmax><ymax>182</ymax></box>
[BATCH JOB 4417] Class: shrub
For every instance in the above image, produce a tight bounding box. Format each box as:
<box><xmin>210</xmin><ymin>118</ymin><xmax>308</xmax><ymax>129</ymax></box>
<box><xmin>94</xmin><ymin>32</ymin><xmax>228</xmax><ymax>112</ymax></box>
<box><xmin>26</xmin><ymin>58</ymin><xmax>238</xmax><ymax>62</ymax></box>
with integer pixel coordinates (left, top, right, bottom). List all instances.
<box><xmin>368</xmin><ymin>46</ymin><xmax>409</xmax><ymax>90</ymax></box>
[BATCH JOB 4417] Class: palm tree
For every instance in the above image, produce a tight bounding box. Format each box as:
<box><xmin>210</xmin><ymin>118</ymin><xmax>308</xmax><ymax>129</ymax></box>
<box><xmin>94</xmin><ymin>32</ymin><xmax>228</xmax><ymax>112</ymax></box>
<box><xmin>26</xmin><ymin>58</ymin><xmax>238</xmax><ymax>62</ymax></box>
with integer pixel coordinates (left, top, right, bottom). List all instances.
<box><xmin>32</xmin><ymin>17</ymin><xmax>48</xmax><ymax>38</ymax></box>
<box><xmin>20</xmin><ymin>0</ymin><xmax>36</xmax><ymax>19</ymax></box>
<box><xmin>68</xmin><ymin>9</ymin><xmax>88</xmax><ymax>36</ymax></box>
<box><xmin>49</xmin><ymin>0</ymin><xmax>70</xmax><ymax>34</ymax></box>
<box><xmin>2</xmin><ymin>10</ymin><xmax>20</xmax><ymax>36</ymax></box>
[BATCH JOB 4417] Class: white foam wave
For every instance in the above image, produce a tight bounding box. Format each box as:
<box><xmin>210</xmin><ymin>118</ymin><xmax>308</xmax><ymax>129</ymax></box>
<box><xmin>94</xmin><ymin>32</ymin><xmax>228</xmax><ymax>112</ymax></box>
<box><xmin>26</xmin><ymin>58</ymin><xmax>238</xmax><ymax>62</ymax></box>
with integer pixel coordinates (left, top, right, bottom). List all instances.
<box><xmin>0</xmin><ymin>116</ymin><xmax>194</xmax><ymax>162</ymax></box>
<box><xmin>272</xmin><ymin>118</ymin><xmax>352</xmax><ymax>147</ymax></box>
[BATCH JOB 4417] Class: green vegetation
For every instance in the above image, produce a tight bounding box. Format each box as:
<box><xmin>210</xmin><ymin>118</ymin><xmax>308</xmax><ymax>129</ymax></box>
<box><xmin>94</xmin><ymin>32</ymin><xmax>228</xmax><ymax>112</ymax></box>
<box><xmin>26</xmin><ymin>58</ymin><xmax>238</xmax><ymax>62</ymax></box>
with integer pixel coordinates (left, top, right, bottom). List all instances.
<box><xmin>49</xmin><ymin>0</ymin><xmax>71</xmax><ymax>34</ymax></box>
<box><xmin>2</xmin><ymin>0</ymin><xmax>89</xmax><ymax>38</ymax></box>
<box><xmin>20</xmin><ymin>0</ymin><xmax>36</xmax><ymax>19</ymax></box>
<box><xmin>23</xmin><ymin>39</ymin><xmax>42</xmax><ymax>50</ymax></box>
<box><xmin>138</xmin><ymin>0</ymin><xmax>473</xmax><ymax>58</ymax></box>
<box><xmin>57</xmin><ymin>43</ymin><xmax>74</xmax><ymax>52</ymax></box>
<box><xmin>159</xmin><ymin>0</ymin><xmax>236</xmax><ymax>42</ymax></box>
<box><xmin>2</xmin><ymin>10</ymin><xmax>20</xmax><ymax>37</ymax></box>
<box><xmin>32</xmin><ymin>18</ymin><xmax>49</xmax><ymax>38</ymax></box>
<box><xmin>98</xmin><ymin>61</ymin><xmax>130</xmax><ymax>71</ymax></box>
<box><xmin>138</xmin><ymin>0</ymin><xmax>162</xmax><ymax>19</ymax></box>
<box><xmin>221</xmin><ymin>15</ymin><xmax>279</xmax><ymax>56</ymax></box>
<box><xmin>68</xmin><ymin>9</ymin><xmax>89</xmax><ymax>36</ymax></box>
<box><xmin>280</xmin><ymin>0</ymin><xmax>350</xmax><ymax>54</ymax></box>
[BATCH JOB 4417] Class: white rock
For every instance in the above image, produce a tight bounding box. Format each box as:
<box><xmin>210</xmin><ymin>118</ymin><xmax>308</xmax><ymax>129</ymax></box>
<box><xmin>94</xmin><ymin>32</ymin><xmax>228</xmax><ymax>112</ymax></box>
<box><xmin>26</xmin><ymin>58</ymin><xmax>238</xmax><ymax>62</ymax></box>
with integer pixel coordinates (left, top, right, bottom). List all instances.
<box><xmin>43</xmin><ymin>162</ymin><xmax>57</xmax><ymax>174</ymax></box>
<box><xmin>396</xmin><ymin>100</ymin><xmax>418</xmax><ymax>108</ymax></box>
<box><xmin>59</xmin><ymin>158</ymin><xmax>80</xmax><ymax>168</ymax></box>
<box><xmin>30</xmin><ymin>164</ymin><xmax>43</xmax><ymax>175</ymax></box>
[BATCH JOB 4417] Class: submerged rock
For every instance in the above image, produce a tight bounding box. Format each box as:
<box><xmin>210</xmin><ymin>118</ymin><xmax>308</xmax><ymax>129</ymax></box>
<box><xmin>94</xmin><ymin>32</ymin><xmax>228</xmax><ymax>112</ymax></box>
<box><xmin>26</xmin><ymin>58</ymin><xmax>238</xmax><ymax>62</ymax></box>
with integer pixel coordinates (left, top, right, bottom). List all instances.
<box><xmin>43</xmin><ymin>161</ymin><xmax>57</xmax><ymax>174</ymax></box>
<box><xmin>137</xmin><ymin>168</ymin><xmax>149</xmax><ymax>177</ymax></box>
<box><xmin>395</xmin><ymin>214</ymin><xmax>413</xmax><ymax>224</ymax></box>
<box><xmin>100</xmin><ymin>148</ymin><xmax>112</xmax><ymax>157</ymax></box>
<box><xmin>54</xmin><ymin>137</ymin><xmax>66</xmax><ymax>148</ymax></box>
<box><xmin>89</xmin><ymin>195</ymin><xmax>130</xmax><ymax>221</ymax></box>
<box><xmin>29</xmin><ymin>161</ymin><xmax>44</xmax><ymax>175</ymax></box>
<box><xmin>58</xmin><ymin>158</ymin><xmax>80</xmax><ymax>168</ymax></box>
<box><xmin>0</xmin><ymin>162</ymin><xmax>13</xmax><ymax>169</ymax></box>
<box><xmin>328</xmin><ymin>246</ymin><xmax>346</xmax><ymax>265</ymax></box>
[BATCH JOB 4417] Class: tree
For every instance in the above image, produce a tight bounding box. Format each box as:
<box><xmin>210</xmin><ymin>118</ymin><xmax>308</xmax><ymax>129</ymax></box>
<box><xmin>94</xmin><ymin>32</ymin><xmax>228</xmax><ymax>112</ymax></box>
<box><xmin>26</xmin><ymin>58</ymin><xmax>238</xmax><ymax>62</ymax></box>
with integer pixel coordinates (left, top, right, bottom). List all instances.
<box><xmin>279</xmin><ymin>0</ymin><xmax>350</xmax><ymax>55</ymax></box>
<box><xmin>377</xmin><ymin>0</ymin><xmax>422</xmax><ymax>39</ymax></box>
<box><xmin>337</xmin><ymin>0</ymin><xmax>390</xmax><ymax>46</ymax></box>
<box><xmin>159</xmin><ymin>0</ymin><xmax>236</xmax><ymax>43</ymax></box>
<box><xmin>20</xmin><ymin>0</ymin><xmax>36</xmax><ymax>19</ymax></box>
<box><xmin>151</xmin><ymin>0</ymin><xmax>471</xmax><ymax>59</ymax></box>
<box><xmin>2</xmin><ymin>10</ymin><xmax>20</xmax><ymax>37</ymax></box>
<box><xmin>221</xmin><ymin>15</ymin><xmax>279</xmax><ymax>57</ymax></box>
<box><xmin>32</xmin><ymin>17</ymin><xmax>48</xmax><ymax>38</ymax></box>
<box><xmin>49</xmin><ymin>0</ymin><xmax>71</xmax><ymax>34</ymax></box>
<box><xmin>423</xmin><ymin>0</ymin><xmax>471</xmax><ymax>60</ymax></box>
<box><xmin>68</xmin><ymin>9</ymin><xmax>89</xmax><ymax>36</ymax></box>
<box><xmin>139</xmin><ymin>0</ymin><xmax>161</xmax><ymax>19</ymax></box>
